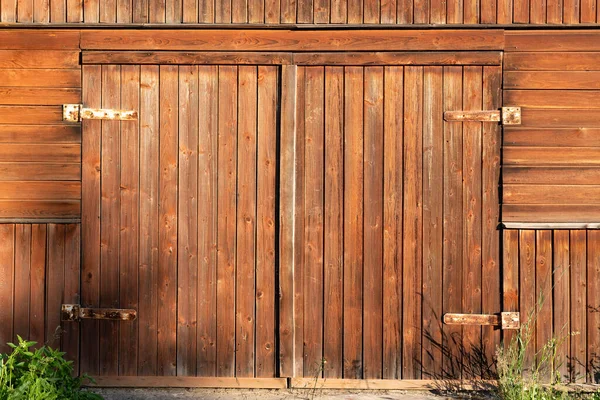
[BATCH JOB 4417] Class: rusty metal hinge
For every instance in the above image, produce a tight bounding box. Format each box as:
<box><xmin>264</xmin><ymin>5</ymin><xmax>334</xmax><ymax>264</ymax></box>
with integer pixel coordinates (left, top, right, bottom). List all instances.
<box><xmin>63</xmin><ymin>104</ymin><xmax>138</xmax><ymax>122</ymax></box>
<box><xmin>444</xmin><ymin>107</ymin><xmax>521</xmax><ymax>125</ymax></box>
<box><xmin>61</xmin><ymin>304</ymin><xmax>137</xmax><ymax>322</ymax></box>
<box><xmin>443</xmin><ymin>312</ymin><xmax>520</xmax><ymax>330</ymax></box>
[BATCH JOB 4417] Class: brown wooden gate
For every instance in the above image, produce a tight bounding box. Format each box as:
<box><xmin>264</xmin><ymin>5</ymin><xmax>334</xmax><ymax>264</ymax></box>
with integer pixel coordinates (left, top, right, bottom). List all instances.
<box><xmin>80</xmin><ymin>63</ymin><xmax>279</xmax><ymax>379</ymax></box>
<box><xmin>283</xmin><ymin>59</ymin><xmax>503</xmax><ymax>381</ymax></box>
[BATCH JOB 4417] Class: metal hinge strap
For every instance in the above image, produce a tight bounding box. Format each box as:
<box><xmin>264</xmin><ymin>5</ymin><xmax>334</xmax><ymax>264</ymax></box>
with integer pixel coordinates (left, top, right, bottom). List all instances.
<box><xmin>444</xmin><ymin>106</ymin><xmax>521</xmax><ymax>125</ymax></box>
<box><xmin>63</xmin><ymin>104</ymin><xmax>138</xmax><ymax>122</ymax></box>
<box><xmin>61</xmin><ymin>304</ymin><xmax>137</xmax><ymax>322</ymax></box>
<box><xmin>443</xmin><ymin>312</ymin><xmax>520</xmax><ymax>330</ymax></box>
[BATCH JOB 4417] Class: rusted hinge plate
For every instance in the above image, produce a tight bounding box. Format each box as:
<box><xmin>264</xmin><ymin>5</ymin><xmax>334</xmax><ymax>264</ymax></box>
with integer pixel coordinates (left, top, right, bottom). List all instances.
<box><xmin>61</xmin><ymin>304</ymin><xmax>137</xmax><ymax>322</ymax></box>
<box><xmin>63</xmin><ymin>104</ymin><xmax>138</xmax><ymax>122</ymax></box>
<box><xmin>443</xmin><ymin>312</ymin><xmax>520</xmax><ymax>330</ymax></box>
<box><xmin>444</xmin><ymin>107</ymin><xmax>521</xmax><ymax>125</ymax></box>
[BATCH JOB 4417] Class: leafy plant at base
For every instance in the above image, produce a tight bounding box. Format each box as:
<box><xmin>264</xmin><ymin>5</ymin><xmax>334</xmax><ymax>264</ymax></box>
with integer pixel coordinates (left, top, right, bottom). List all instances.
<box><xmin>0</xmin><ymin>336</ymin><xmax>102</xmax><ymax>400</ymax></box>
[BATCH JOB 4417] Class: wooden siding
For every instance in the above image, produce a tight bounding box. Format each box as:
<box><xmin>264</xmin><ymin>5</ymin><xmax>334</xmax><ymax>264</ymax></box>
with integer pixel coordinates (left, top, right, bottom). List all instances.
<box><xmin>0</xmin><ymin>224</ymin><xmax>80</xmax><ymax>373</ymax></box>
<box><xmin>503</xmin><ymin>31</ymin><xmax>600</xmax><ymax>223</ymax></box>
<box><xmin>0</xmin><ymin>32</ymin><xmax>81</xmax><ymax>221</ymax></box>
<box><xmin>2</xmin><ymin>0</ymin><xmax>600</xmax><ymax>24</ymax></box>
<box><xmin>503</xmin><ymin>229</ymin><xmax>600</xmax><ymax>383</ymax></box>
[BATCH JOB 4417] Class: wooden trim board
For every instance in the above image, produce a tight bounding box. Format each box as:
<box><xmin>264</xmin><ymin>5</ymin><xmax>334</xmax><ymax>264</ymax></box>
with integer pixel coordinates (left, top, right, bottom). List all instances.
<box><xmin>290</xmin><ymin>378</ymin><xmax>498</xmax><ymax>390</ymax></box>
<box><xmin>87</xmin><ymin>376</ymin><xmax>288</xmax><ymax>388</ymax></box>
<box><xmin>293</xmin><ymin>51</ymin><xmax>502</xmax><ymax>65</ymax></box>
<box><xmin>82</xmin><ymin>51</ymin><xmax>293</xmax><ymax>65</ymax></box>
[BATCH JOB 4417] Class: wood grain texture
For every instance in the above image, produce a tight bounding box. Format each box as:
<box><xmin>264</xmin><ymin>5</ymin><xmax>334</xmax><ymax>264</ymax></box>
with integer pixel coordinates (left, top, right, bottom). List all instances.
<box><xmin>82</xmin><ymin>51</ymin><xmax>292</xmax><ymax>65</ymax></box>
<box><xmin>293</xmin><ymin>52</ymin><xmax>502</xmax><ymax>66</ymax></box>
<box><xmin>505</xmin><ymin>52</ymin><xmax>600</xmax><ymax>71</ymax></box>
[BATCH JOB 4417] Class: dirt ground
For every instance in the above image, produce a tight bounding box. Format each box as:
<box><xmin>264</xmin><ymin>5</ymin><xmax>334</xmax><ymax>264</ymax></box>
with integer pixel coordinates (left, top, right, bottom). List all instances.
<box><xmin>90</xmin><ymin>388</ymin><xmax>476</xmax><ymax>400</ymax></box>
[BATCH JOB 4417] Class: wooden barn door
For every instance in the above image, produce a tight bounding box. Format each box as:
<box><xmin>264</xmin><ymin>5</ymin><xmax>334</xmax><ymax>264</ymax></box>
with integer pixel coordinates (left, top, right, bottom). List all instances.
<box><xmin>287</xmin><ymin>62</ymin><xmax>503</xmax><ymax>381</ymax></box>
<box><xmin>80</xmin><ymin>64</ymin><xmax>279</xmax><ymax>379</ymax></box>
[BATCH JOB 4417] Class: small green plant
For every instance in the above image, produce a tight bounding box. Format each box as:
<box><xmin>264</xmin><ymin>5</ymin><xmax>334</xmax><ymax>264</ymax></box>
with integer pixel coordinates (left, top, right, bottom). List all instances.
<box><xmin>0</xmin><ymin>336</ymin><xmax>102</xmax><ymax>400</ymax></box>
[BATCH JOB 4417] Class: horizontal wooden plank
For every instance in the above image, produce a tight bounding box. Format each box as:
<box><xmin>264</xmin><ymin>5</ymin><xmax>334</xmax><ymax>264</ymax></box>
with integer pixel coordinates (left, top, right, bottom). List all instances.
<box><xmin>505</xmin><ymin>31</ymin><xmax>600</xmax><ymax>52</ymax></box>
<box><xmin>520</xmin><ymin>109</ymin><xmax>600</xmax><ymax>128</ymax></box>
<box><xmin>505</xmin><ymin>52</ymin><xmax>600</xmax><ymax>71</ymax></box>
<box><xmin>80</xmin><ymin>30</ymin><xmax>505</xmax><ymax>51</ymax></box>
<box><xmin>445</xmin><ymin>110</ymin><xmax>500</xmax><ymax>122</ymax></box>
<box><xmin>0</xmin><ymin>181</ymin><xmax>80</xmax><ymax>200</ymax></box>
<box><xmin>0</xmin><ymin>144</ymin><xmax>80</xmax><ymax>162</ymax></box>
<box><xmin>89</xmin><ymin>377</ymin><xmax>288</xmax><ymax>388</ymax></box>
<box><xmin>0</xmin><ymin>88</ymin><xmax>81</xmax><ymax>105</ymax></box>
<box><xmin>505</xmin><ymin>71</ymin><xmax>600</xmax><ymax>90</ymax></box>
<box><xmin>505</xmin><ymin>90</ymin><xmax>600</xmax><ymax>109</ymax></box>
<box><xmin>503</xmin><ymin>166</ymin><xmax>600</xmax><ymax>184</ymax></box>
<box><xmin>82</xmin><ymin>51</ymin><xmax>292</xmax><ymax>64</ymax></box>
<box><xmin>504</xmin><ymin>184</ymin><xmax>600</xmax><ymax>204</ymax></box>
<box><xmin>503</xmin><ymin>128</ymin><xmax>600</xmax><ymax>147</ymax></box>
<box><xmin>0</xmin><ymin>107</ymin><xmax>65</xmax><ymax>124</ymax></box>
<box><xmin>503</xmin><ymin>222</ymin><xmax>600</xmax><ymax>229</ymax></box>
<box><xmin>293</xmin><ymin>51</ymin><xmax>503</xmax><ymax>65</ymax></box>
<box><xmin>0</xmin><ymin>51</ymin><xmax>80</xmax><ymax>69</ymax></box>
<box><xmin>291</xmin><ymin>379</ymin><xmax>494</xmax><ymax>390</ymax></box>
<box><xmin>503</xmin><ymin>147</ymin><xmax>600</xmax><ymax>165</ymax></box>
<box><xmin>0</xmin><ymin>125</ymin><xmax>81</xmax><ymax>143</ymax></box>
<box><xmin>502</xmin><ymin>204</ymin><xmax>600</xmax><ymax>223</ymax></box>
<box><xmin>0</xmin><ymin>31</ymin><xmax>80</xmax><ymax>50</ymax></box>
<box><xmin>0</xmin><ymin>200</ymin><xmax>80</xmax><ymax>219</ymax></box>
<box><xmin>0</xmin><ymin>163</ymin><xmax>80</xmax><ymax>181</ymax></box>
<box><xmin>0</xmin><ymin>70</ymin><xmax>81</xmax><ymax>88</ymax></box>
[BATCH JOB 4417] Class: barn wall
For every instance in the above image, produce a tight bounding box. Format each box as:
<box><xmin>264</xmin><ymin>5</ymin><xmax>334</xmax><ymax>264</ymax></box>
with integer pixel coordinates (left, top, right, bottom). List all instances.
<box><xmin>1</xmin><ymin>0</ymin><xmax>600</xmax><ymax>24</ymax></box>
<box><xmin>0</xmin><ymin>31</ymin><xmax>81</xmax><ymax>221</ymax></box>
<box><xmin>0</xmin><ymin>224</ymin><xmax>80</xmax><ymax>372</ymax></box>
<box><xmin>503</xmin><ymin>31</ymin><xmax>600</xmax><ymax>223</ymax></box>
<box><xmin>503</xmin><ymin>229</ymin><xmax>600</xmax><ymax>383</ymax></box>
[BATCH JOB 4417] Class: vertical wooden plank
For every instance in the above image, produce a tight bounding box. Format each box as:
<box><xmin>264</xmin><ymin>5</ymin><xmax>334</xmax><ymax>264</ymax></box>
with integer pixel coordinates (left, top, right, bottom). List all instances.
<box><xmin>344</xmin><ymin>66</ymin><xmax>363</xmax><ymax>380</ymax></box>
<box><xmin>215</xmin><ymin>0</ymin><xmax>232</xmax><ymax>22</ymax></box>
<box><xmin>232</xmin><ymin>0</ymin><xmax>247</xmax><ymax>22</ymax></box>
<box><xmin>422</xmin><ymin>66</ymin><xmax>443</xmax><ymax>380</ymax></box>
<box><xmin>520</xmin><ymin>230</ymin><xmax>536</xmax><ymax>371</ymax></box>
<box><xmin>248</xmin><ymin>0</ymin><xmax>264</xmax><ymax>22</ymax></box>
<box><xmin>0</xmin><ymin>224</ymin><xmax>14</xmax><ymax>353</ymax></box>
<box><xmin>166</xmin><ymin>0</ymin><xmax>182</xmax><ymax>22</ymax></box>
<box><xmin>482</xmin><ymin>65</ymin><xmax>501</xmax><ymax>371</ymax></box>
<box><xmin>30</xmin><ymin>224</ymin><xmax>46</xmax><ymax>347</ymax></box>
<box><xmin>397</xmin><ymin>0</ymin><xmax>413</xmax><ymax>23</ymax></box>
<box><xmin>464</xmin><ymin>0</ymin><xmax>478</xmax><ymax>22</ymax></box>
<box><xmin>381</xmin><ymin>0</ymin><xmax>396</xmax><ymax>23</ymax></box>
<box><xmin>235</xmin><ymin>65</ymin><xmax>257</xmax><ymax>378</ymax></box>
<box><xmin>497</xmin><ymin>0</ymin><xmax>512</xmax><ymax>23</ymax></box>
<box><xmin>303</xmin><ymin>66</ymin><xmax>324</xmax><ymax>378</ymax></box>
<box><xmin>581</xmin><ymin>0</ymin><xmax>596</xmax><ymax>22</ymax></box>
<box><xmin>570</xmin><ymin>230</ymin><xmax>587</xmax><ymax>382</ymax></box>
<box><xmin>116</xmin><ymin>0</ymin><xmax>131</xmax><ymax>21</ymax></box>
<box><xmin>198</xmin><ymin>0</ymin><xmax>213</xmax><ymax>21</ymax></box>
<box><xmin>480</xmin><ymin>0</ymin><xmax>496</xmax><ymax>22</ymax></box>
<box><xmin>17</xmin><ymin>0</ymin><xmax>34</xmax><ymax>21</ymax></box>
<box><xmin>99</xmin><ymin>0</ymin><xmax>115</xmax><ymax>21</ymax></box>
<box><xmin>1</xmin><ymin>0</ymin><xmax>17</xmax><ymax>20</ymax></box>
<box><xmin>182</xmin><ymin>0</ymin><xmax>197</xmax><ymax>22</ymax></box>
<box><xmin>133</xmin><ymin>0</ymin><xmax>149</xmax><ymax>21</ymax></box>
<box><xmin>157</xmin><ymin>65</ymin><xmax>178</xmax><ymax>377</ymax></box>
<box><xmin>119</xmin><ymin>65</ymin><xmax>140</xmax><ymax>377</ymax></box>
<box><xmin>264</xmin><ymin>0</ymin><xmax>278</xmax><ymax>22</ymax></box>
<box><xmin>330</xmin><ymin>0</ymin><xmax>347</xmax><ymax>22</ymax></box>
<box><xmin>50</xmin><ymin>0</ymin><xmax>65</xmax><ymax>22</ymax></box>
<box><xmin>446</xmin><ymin>0</ymin><xmax>462</xmax><ymax>23</ymax></box>
<box><xmin>364</xmin><ymin>0</ymin><xmax>380</xmax><ymax>22</ymax></box>
<box><xmin>563</xmin><ymin>0</ymin><xmax>579</xmax><ymax>23</ymax></box>
<box><xmin>217</xmin><ymin>66</ymin><xmax>237</xmax><ymax>377</ymax></box>
<box><xmin>442</xmin><ymin>66</ymin><xmax>462</xmax><ymax>379</ymax></box>
<box><xmin>177</xmin><ymin>66</ymin><xmax>199</xmax><ymax>377</ymax></box>
<box><xmin>256</xmin><ymin>65</ymin><xmax>277</xmax><ymax>378</ymax></box>
<box><xmin>280</xmin><ymin>0</ymin><xmax>296</xmax><ymax>22</ymax></box>
<box><xmin>536</xmin><ymin>230</ymin><xmax>553</xmax><ymax>381</ymax></box>
<box><xmin>429</xmin><ymin>0</ymin><xmax>445</xmax><ymax>22</ymax></box>
<box><xmin>587</xmin><ymin>230</ymin><xmax>600</xmax><ymax>384</ymax></box>
<box><xmin>314</xmin><ymin>0</ymin><xmax>328</xmax><ymax>22</ymax></box>
<box><xmin>403</xmin><ymin>66</ymin><xmax>423</xmax><ymax>380</ymax></box>
<box><xmin>347</xmin><ymin>0</ymin><xmax>362</xmax><ymax>22</ymax></box>
<box><xmin>63</xmin><ymin>224</ymin><xmax>80</xmax><ymax>375</ymax></box>
<box><xmin>323</xmin><ymin>66</ymin><xmax>344</xmax><ymax>379</ymax></box>
<box><xmin>553</xmin><ymin>230</ymin><xmax>570</xmax><ymax>382</ymax></box>
<box><xmin>462</xmin><ymin>66</ymin><xmax>482</xmax><ymax>378</ymax></box>
<box><xmin>530</xmin><ymin>0</ymin><xmax>546</xmax><ymax>23</ymax></box>
<box><xmin>46</xmin><ymin>224</ymin><xmax>64</xmax><ymax>348</ymax></box>
<box><xmin>67</xmin><ymin>0</ymin><xmax>82</xmax><ymax>21</ymax></box>
<box><xmin>363</xmin><ymin>66</ymin><xmax>384</xmax><ymax>380</ymax></box>
<box><xmin>99</xmin><ymin>65</ymin><xmax>120</xmax><ymax>377</ymax></box>
<box><xmin>149</xmin><ymin>0</ymin><xmax>166</xmax><ymax>22</ymax></box>
<box><xmin>547</xmin><ymin>0</ymin><xmax>563</xmax><ymax>23</ymax></box>
<box><xmin>33</xmin><ymin>0</ymin><xmax>50</xmax><ymax>21</ymax></box>
<box><xmin>383</xmin><ymin>66</ymin><xmax>403</xmax><ymax>380</ymax></box>
<box><xmin>297</xmin><ymin>0</ymin><xmax>313</xmax><ymax>22</ymax></box>
<box><xmin>503</xmin><ymin>230</ymin><xmax>520</xmax><ymax>347</ymax></box>
<box><xmin>138</xmin><ymin>65</ymin><xmax>159</xmax><ymax>376</ymax></box>
<box><xmin>81</xmin><ymin>64</ymin><xmax>101</xmax><ymax>376</ymax></box>
<box><xmin>513</xmin><ymin>0</ymin><xmax>529</xmax><ymax>22</ymax></box>
<box><xmin>13</xmin><ymin>225</ymin><xmax>31</xmax><ymax>341</ymax></box>
<box><xmin>279</xmin><ymin>65</ymin><xmax>297</xmax><ymax>379</ymax></box>
<box><xmin>197</xmin><ymin>65</ymin><xmax>219</xmax><ymax>377</ymax></box>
